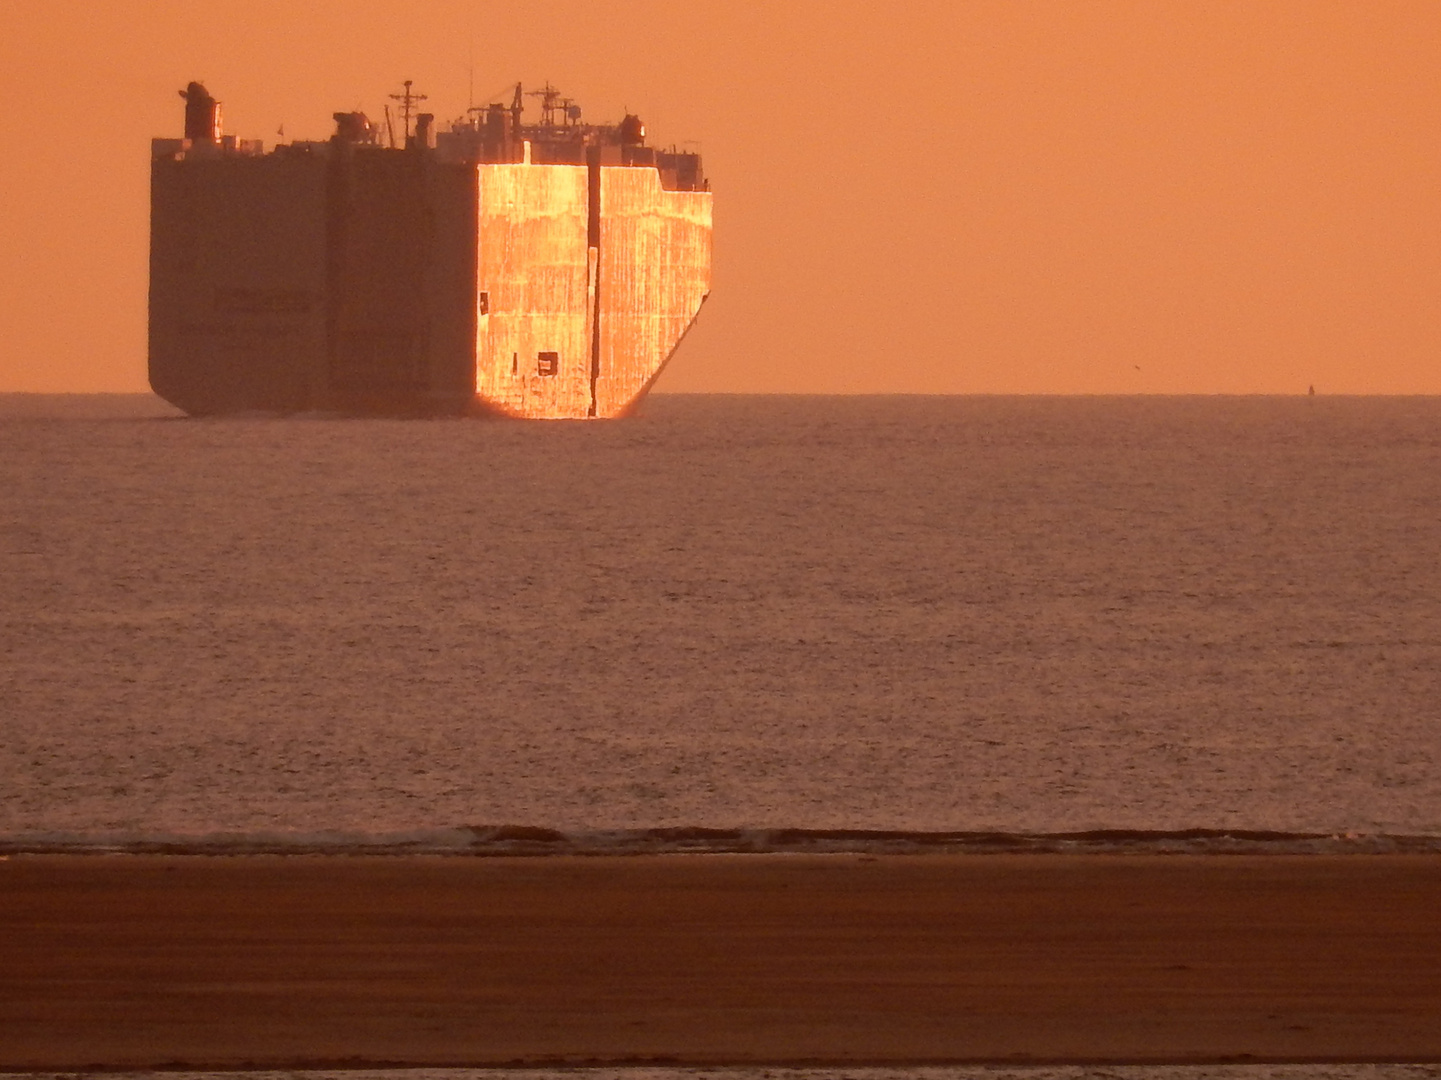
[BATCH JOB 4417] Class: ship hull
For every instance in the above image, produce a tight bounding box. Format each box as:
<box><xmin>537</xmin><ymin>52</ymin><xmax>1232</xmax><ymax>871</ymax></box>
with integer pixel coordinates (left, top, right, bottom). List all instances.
<box><xmin>149</xmin><ymin>153</ymin><xmax>711</xmax><ymax>418</ymax></box>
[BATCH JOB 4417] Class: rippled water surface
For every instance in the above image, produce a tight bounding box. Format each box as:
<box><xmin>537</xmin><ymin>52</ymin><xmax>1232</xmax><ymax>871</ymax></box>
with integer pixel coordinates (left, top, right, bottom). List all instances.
<box><xmin>3</xmin><ymin>394</ymin><xmax>1439</xmax><ymax>842</ymax></box>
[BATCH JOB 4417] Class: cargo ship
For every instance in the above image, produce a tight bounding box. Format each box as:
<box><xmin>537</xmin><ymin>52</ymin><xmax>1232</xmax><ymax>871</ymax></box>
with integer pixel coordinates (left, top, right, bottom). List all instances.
<box><xmin>149</xmin><ymin>81</ymin><xmax>712</xmax><ymax>418</ymax></box>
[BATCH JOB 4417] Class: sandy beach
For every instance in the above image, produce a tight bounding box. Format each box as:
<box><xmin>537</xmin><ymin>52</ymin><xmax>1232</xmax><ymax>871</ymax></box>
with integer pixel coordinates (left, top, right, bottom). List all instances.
<box><xmin>1</xmin><ymin>853</ymin><xmax>1438</xmax><ymax>1067</ymax></box>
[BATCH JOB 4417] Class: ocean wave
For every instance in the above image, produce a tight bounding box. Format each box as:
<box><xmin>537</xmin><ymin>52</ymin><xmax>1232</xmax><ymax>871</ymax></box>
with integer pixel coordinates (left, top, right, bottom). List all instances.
<box><xmin>2</xmin><ymin>826</ymin><xmax>1440</xmax><ymax>857</ymax></box>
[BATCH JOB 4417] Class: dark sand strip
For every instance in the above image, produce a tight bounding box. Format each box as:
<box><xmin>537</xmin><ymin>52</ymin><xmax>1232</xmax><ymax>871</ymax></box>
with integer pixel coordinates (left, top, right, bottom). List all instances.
<box><xmin>1</xmin><ymin>853</ymin><xmax>1438</xmax><ymax>1067</ymax></box>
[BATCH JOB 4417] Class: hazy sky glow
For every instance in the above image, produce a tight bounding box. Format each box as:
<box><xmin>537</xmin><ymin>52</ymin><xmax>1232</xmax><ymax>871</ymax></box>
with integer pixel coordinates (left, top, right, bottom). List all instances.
<box><xmin>3</xmin><ymin>0</ymin><xmax>1439</xmax><ymax>394</ymax></box>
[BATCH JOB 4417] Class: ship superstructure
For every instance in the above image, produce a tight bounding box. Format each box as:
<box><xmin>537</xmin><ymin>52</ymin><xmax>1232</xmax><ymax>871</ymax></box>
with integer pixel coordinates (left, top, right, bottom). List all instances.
<box><xmin>149</xmin><ymin>81</ymin><xmax>711</xmax><ymax>418</ymax></box>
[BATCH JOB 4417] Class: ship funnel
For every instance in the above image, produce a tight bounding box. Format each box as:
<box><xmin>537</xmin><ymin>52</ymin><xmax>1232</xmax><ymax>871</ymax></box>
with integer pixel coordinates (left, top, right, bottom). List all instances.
<box><xmin>180</xmin><ymin>82</ymin><xmax>222</xmax><ymax>143</ymax></box>
<box><xmin>413</xmin><ymin>113</ymin><xmax>435</xmax><ymax>150</ymax></box>
<box><xmin>332</xmin><ymin>111</ymin><xmax>375</xmax><ymax>143</ymax></box>
<box><xmin>619</xmin><ymin>114</ymin><xmax>645</xmax><ymax>146</ymax></box>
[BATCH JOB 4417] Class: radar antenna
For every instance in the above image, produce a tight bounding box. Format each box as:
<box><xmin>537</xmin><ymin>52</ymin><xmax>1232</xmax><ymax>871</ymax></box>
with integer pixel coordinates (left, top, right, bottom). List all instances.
<box><xmin>389</xmin><ymin>79</ymin><xmax>428</xmax><ymax>142</ymax></box>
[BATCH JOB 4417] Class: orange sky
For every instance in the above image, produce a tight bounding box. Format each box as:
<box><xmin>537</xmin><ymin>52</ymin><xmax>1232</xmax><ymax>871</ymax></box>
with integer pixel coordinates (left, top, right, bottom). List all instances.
<box><xmin>2</xmin><ymin>0</ymin><xmax>1439</xmax><ymax>394</ymax></box>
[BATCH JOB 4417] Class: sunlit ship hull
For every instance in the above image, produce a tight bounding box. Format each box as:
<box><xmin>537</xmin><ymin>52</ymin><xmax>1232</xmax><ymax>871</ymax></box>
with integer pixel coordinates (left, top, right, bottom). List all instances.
<box><xmin>473</xmin><ymin>163</ymin><xmax>710</xmax><ymax>419</ymax></box>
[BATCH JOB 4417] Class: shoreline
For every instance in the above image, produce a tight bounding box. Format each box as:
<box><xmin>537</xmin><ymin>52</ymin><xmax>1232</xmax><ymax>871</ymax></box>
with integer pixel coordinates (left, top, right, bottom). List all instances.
<box><xmin>4</xmin><ymin>826</ymin><xmax>1440</xmax><ymax>859</ymax></box>
<box><xmin>2</xmin><ymin>853</ymin><xmax>1439</xmax><ymax>1068</ymax></box>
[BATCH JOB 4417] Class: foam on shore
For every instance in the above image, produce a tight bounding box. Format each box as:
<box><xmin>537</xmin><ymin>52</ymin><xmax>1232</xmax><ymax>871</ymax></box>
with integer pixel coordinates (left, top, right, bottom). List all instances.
<box><xmin>3</xmin><ymin>825</ymin><xmax>1440</xmax><ymax>857</ymax></box>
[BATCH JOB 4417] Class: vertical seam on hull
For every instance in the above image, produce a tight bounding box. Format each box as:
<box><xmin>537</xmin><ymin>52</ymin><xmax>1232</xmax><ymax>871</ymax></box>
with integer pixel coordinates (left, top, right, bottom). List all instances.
<box><xmin>587</xmin><ymin>151</ymin><xmax>602</xmax><ymax>418</ymax></box>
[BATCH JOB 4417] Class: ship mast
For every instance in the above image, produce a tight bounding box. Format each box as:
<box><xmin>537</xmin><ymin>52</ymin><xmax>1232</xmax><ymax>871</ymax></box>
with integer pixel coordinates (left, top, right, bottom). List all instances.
<box><xmin>389</xmin><ymin>79</ymin><xmax>428</xmax><ymax>142</ymax></box>
<box><xmin>526</xmin><ymin>82</ymin><xmax>566</xmax><ymax>126</ymax></box>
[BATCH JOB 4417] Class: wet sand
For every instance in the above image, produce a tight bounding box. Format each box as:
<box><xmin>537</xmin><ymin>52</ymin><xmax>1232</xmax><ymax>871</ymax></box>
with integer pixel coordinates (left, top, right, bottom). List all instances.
<box><xmin>1</xmin><ymin>853</ymin><xmax>1438</xmax><ymax>1067</ymax></box>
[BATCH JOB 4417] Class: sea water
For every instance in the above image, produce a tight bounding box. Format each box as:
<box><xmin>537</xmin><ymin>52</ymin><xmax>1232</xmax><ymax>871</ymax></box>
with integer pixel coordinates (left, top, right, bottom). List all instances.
<box><xmin>2</xmin><ymin>394</ymin><xmax>1440</xmax><ymax>847</ymax></box>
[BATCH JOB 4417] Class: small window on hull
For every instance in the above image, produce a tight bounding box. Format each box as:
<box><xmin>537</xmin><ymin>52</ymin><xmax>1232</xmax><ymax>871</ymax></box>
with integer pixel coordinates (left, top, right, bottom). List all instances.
<box><xmin>537</xmin><ymin>351</ymin><xmax>559</xmax><ymax>377</ymax></box>
<box><xmin>478</xmin><ymin>291</ymin><xmax>490</xmax><ymax>316</ymax></box>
